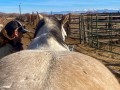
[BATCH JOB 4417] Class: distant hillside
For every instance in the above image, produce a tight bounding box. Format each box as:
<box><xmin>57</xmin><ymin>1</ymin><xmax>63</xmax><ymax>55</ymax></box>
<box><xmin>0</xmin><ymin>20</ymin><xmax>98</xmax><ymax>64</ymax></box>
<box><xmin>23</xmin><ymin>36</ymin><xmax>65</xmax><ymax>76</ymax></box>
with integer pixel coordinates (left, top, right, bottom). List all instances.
<box><xmin>0</xmin><ymin>12</ymin><xmax>20</xmax><ymax>18</ymax></box>
<box><xmin>0</xmin><ymin>9</ymin><xmax>120</xmax><ymax>15</ymax></box>
<box><xmin>44</xmin><ymin>9</ymin><xmax>120</xmax><ymax>14</ymax></box>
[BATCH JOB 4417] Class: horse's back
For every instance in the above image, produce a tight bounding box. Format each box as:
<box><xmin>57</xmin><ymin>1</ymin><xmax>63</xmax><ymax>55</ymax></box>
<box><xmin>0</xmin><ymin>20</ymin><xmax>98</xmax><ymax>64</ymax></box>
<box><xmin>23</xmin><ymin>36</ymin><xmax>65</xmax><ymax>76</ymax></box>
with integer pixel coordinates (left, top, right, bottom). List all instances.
<box><xmin>0</xmin><ymin>50</ymin><xmax>120</xmax><ymax>90</ymax></box>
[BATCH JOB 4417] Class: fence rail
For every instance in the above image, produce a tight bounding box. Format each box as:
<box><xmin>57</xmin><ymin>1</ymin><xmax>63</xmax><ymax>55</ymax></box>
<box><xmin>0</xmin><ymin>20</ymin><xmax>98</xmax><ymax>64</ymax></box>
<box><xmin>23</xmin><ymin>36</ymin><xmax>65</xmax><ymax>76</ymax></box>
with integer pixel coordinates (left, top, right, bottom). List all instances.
<box><xmin>66</xmin><ymin>13</ymin><xmax>120</xmax><ymax>55</ymax></box>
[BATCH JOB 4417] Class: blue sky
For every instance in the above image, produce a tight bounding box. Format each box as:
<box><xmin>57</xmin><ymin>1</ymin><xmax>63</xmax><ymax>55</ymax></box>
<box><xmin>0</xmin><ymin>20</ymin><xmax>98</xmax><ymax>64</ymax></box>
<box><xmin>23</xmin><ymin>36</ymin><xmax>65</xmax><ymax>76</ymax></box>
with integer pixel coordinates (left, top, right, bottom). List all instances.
<box><xmin>0</xmin><ymin>0</ymin><xmax>120</xmax><ymax>13</ymax></box>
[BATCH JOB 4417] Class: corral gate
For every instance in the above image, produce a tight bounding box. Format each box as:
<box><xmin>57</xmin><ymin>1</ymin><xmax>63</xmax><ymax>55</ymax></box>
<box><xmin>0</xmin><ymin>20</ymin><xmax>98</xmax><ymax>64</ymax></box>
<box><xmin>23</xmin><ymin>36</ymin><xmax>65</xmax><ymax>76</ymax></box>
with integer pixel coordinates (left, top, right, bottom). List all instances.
<box><xmin>86</xmin><ymin>13</ymin><xmax>120</xmax><ymax>55</ymax></box>
<box><xmin>67</xmin><ymin>13</ymin><xmax>120</xmax><ymax>55</ymax></box>
<box><xmin>67</xmin><ymin>13</ymin><xmax>86</xmax><ymax>44</ymax></box>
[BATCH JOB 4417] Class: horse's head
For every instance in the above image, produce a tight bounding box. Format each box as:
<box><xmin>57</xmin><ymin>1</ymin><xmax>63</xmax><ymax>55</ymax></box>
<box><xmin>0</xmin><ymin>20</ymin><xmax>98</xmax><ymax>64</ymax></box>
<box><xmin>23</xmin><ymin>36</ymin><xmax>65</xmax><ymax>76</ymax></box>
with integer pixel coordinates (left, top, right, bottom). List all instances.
<box><xmin>28</xmin><ymin>13</ymin><xmax>69</xmax><ymax>51</ymax></box>
<box><xmin>34</xmin><ymin>13</ymin><xmax>69</xmax><ymax>41</ymax></box>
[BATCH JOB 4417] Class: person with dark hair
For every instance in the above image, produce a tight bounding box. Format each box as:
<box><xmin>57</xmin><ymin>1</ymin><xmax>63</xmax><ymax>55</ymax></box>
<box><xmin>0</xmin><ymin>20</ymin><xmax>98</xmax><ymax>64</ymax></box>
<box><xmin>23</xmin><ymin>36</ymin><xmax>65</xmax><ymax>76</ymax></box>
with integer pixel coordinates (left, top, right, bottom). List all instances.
<box><xmin>0</xmin><ymin>20</ymin><xmax>28</xmax><ymax>59</ymax></box>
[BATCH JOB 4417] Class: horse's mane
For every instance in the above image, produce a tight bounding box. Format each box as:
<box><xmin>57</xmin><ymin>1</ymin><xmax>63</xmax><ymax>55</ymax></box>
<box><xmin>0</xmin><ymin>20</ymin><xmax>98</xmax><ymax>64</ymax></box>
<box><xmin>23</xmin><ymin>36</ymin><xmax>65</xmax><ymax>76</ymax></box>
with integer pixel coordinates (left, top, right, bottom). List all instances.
<box><xmin>34</xmin><ymin>19</ymin><xmax>45</xmax><ymax>38</ymax></box>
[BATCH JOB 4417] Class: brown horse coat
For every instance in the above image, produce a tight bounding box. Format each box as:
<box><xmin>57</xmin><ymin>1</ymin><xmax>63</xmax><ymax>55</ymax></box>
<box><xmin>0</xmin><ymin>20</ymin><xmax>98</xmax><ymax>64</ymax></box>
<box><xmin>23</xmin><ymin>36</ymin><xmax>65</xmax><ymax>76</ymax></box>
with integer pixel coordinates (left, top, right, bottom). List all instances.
<box><xmin>0</xmin><ymin>50</ymin><xmax>120</xmax><ymax>90</ymax></box>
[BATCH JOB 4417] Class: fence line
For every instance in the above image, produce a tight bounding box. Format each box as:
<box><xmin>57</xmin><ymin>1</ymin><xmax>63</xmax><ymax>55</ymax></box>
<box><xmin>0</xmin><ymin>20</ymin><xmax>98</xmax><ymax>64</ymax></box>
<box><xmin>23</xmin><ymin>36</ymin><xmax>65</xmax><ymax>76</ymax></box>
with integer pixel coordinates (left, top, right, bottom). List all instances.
<box><xmin>67</xmin><ymin>13</ymin><xmax>120</xmax><ymax>55</ymax></box>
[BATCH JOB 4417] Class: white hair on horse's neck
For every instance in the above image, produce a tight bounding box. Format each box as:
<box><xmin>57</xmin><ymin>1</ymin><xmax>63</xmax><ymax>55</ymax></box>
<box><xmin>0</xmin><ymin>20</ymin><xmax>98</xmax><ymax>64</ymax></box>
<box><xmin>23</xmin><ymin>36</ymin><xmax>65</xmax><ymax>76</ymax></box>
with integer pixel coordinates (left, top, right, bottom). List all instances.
<box><xmin>47</xmin><ymin>36</ymin><xmax>69</xmax><ymax>51</ymax></box>
<box><xmin>45</xmin><ymin>18</ymin><xmax>56</xmax><ymax>28</ymax></box>
<box><xmin>61</xmin><ymin>25</ymin><xmax>67</xmax><ymax>41</ymax></box>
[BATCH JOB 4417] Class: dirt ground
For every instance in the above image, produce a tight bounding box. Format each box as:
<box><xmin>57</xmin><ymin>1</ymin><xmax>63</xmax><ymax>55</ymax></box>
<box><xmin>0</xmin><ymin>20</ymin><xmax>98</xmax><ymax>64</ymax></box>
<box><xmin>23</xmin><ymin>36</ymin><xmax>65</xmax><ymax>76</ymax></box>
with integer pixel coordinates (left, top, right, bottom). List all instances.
<box><xmin>21</xmin><ymin>21</ymin><xmax>120</xmax><ymax>83</ymax></box>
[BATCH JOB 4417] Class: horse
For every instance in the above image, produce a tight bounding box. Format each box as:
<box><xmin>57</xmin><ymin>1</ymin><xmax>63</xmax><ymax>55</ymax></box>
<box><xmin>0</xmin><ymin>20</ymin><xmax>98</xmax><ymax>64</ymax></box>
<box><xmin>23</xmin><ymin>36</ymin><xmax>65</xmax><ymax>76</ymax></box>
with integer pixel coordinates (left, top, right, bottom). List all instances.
<box><xmin>0</xmin><ymin>14</ymin><xmax>120</xmax><ymax>90</ymax></box>
<box><xmin>28</xmin><ymin>14</ymin><xmax>69</xmax><ymax>51</ymax></box>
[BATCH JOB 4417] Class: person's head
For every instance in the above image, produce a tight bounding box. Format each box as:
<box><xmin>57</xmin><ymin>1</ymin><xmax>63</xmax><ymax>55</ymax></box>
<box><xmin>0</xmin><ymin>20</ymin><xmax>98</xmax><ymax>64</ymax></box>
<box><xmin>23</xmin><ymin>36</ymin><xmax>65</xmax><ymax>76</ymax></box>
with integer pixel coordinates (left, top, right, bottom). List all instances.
<box><xmin>1</xmin><ymin>20</ymin><xmax>28</xmax><ymax>42</ymax></box>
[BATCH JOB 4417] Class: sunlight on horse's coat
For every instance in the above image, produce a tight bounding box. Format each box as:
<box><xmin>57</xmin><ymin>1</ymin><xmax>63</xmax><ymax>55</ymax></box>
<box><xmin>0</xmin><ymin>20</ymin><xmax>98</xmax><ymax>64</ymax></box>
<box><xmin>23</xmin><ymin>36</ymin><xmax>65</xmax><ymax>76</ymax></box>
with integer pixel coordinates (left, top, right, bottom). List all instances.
<box><xmin>0</xmin><ymin>50</ymin><xmax>120</xmax><ymax>90</ymax></box>
<box><xmin>61</xmin><ymin>25</ymin><xmax>67</xmax><ymax>41</ymax></box>
<box><xmin>47</xmin><ymin>37</ymin><xmax>69</xmax><ymax>51</ymax></box>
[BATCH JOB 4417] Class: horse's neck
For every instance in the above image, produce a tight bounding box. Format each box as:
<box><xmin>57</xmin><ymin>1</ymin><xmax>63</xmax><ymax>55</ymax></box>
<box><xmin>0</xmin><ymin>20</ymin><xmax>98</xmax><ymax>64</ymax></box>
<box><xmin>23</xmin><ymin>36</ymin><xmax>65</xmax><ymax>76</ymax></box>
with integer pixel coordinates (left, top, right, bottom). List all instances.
<box><xmin>45</xmin><ymin>35</ymin><xmax>69</xmax><ymax>51</ymax></box>
<box><xmin>36</xmin><ymin>23</ymin><xmax>57</xmax><ymax>37</ymax></box>
<box><xmin>28</xmin><ymin>23</ymin><xmax>69</xmax><ymax>51</ymax></box>
<box><xmin>28</xmin><ymin>33</ymin><xmax>69</xmax><ymax>51</ymax></box>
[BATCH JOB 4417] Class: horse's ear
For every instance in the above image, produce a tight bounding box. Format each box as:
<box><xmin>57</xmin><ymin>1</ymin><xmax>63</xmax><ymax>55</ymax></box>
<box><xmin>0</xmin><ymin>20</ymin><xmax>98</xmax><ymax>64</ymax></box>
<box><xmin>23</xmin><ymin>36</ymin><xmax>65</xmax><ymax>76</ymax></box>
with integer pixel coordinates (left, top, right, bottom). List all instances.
<box><xmin>61</xmin><ymin>15</ymin><xmax>69</xmax><ymax>26</ymax></box>
<box><xmin>36</xmin><ymin>12</ymin><xmax>44</xmax><ymax>20</ymax></box>
<box><xmin>60</xmin><ymin>15</ymin><xmax>69</xmax><ymax>41</ymax></box>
